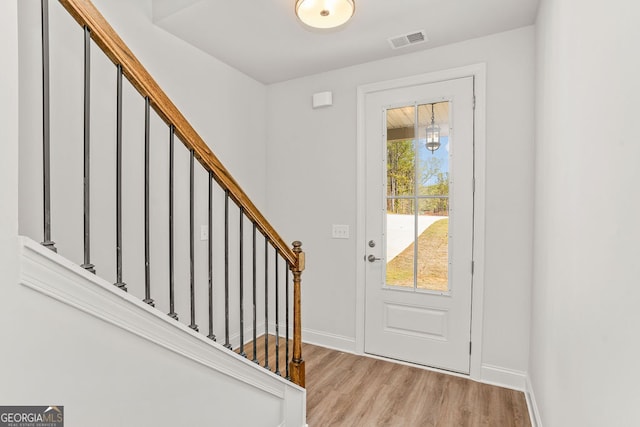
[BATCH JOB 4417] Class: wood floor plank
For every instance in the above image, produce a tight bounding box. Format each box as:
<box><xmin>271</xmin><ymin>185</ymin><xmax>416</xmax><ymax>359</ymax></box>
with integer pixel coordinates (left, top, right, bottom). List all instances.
<box><xmin>304</xmin><ymin>343</ymin><xmax>531</xmax><ymax>427</ymax></box>
<box><xmin>240</xmin><ymin>338</ymin><xmax>530</xmax><ymax>426</ymax></box>
<box><xmin>238</xmin><ymin>334</ymin><xmax>291</xmax><ymax>377</ymax></box>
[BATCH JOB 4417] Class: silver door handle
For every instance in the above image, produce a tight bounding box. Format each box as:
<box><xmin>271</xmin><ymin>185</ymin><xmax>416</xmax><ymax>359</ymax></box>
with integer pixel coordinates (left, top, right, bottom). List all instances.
<box><xmin>367</xmin><ymin>254</ymin><xmax>381</xmax><ymax>262</ymax></box>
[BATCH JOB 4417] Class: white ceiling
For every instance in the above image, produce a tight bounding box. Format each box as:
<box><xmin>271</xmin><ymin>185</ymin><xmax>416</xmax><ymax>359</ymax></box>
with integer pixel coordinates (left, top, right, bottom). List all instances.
<box><xmin>152</xmin><ymin>0</ymin><xmax>540</xmax><ymax>84</ymax></box>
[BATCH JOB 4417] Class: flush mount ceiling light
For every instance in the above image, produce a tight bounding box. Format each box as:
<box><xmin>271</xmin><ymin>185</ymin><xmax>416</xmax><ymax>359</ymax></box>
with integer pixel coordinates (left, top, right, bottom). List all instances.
<box><xmin>295</xmin><ymin>0</ymin><xmax>355</xmax><ymax>29</ymax></box>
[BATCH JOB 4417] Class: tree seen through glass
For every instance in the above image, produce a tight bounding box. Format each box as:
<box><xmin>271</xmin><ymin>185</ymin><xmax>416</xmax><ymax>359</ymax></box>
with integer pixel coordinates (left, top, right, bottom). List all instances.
<box><xmin>385</xmin><ymin>102</ymin><xmax>450</xmax><ymax>291</ymax></box>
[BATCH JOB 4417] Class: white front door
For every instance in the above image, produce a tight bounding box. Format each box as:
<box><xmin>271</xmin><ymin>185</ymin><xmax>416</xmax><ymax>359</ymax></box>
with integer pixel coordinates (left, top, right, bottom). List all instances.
<box><xmin>364</xmin><ymin>76</ymin><xmax>475</xmax><ymax>373</ymax></box>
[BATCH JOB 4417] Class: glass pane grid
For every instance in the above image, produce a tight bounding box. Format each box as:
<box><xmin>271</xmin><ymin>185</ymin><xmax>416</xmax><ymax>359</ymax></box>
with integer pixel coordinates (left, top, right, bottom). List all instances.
<box><xmin>384</xmin><ymin>102</ymin><xmax>450</xmax><ymax>293</ymax></box>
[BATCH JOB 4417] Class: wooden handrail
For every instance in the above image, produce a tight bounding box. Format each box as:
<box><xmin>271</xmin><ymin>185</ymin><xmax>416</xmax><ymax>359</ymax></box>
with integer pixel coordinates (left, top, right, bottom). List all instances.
<box><xmin>58</xmin><ymin>0</ymin><xmax>297</xmax><ymax>268</ymax></box>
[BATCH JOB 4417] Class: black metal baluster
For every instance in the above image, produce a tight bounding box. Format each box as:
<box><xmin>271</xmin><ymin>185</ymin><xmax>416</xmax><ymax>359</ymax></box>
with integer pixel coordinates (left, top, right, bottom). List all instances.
<box><xmin>207</xmin><ymin>171</ymin><xmax>216</xmax><ymax>340</ymax></box>
<box><xmin>167</xmin><ymin>125</ymin><xmax>178</xmax><ymax>320</ymax></box>
<box><xmin>188</xmin><ymin>150</ymin><xmax>198</xmax><ymax>331</ymax></box>
<box><xmin>286</xmin><ymin>261</ymin><xmax>290</xmax><ymax>380</ymax></box>
<box><xmin>264</xmin><ymin>239</ymin><xmax>270</xmax><ymax>370</ymax></box>
<box><xmin>143</xmin><ymin>97</ymin><xmax>154</xmax><ymax>306</ymax></box>
<box><xmin>239</xmin><ymin>207</ymin><xmax>246</xmax><ymax>357</ymax></box>
<box><xmin>113</xmin><ymin>64</ymin><xmax>126</xmax><ymax>291</ymax></box>
<box><xmin>252</xmin><ymin>223</ymin><xmax>259</xmax><ymax>364</ymax></box>
<box><xmin>223</xmin><ymin>190</ymin><xmax>232</xmax><ymax>349</ymax></box>
<box><xmin>275</xmin><ymin>248</ymin><xmax>280</xmax><ymax>376</ymax></box>
<box><xmin>40</xmin><ymin>0</ymin><xmax>56</xmax><ymax>253</ymax></box>
<box><xmin>81</xmin><ymin>25</ymin><xmax>94</xmax><ymax>272</ymax></box>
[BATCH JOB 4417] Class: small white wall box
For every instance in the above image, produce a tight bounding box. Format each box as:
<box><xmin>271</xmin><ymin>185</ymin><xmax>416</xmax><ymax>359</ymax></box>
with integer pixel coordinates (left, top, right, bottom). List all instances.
<box><xmin>312</xmin><ymin>91</ymin><xmax>333</xmax><ymax>108</ymax></box>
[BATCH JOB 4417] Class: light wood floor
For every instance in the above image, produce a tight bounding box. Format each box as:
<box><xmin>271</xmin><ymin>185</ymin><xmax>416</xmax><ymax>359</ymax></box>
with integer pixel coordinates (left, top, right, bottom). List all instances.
<box><xmin>305</xmin><ymin>343</ymin><xmax>530</xmax><ymax>427</ymax></box>
<box><xmin>243</xmin><ymin>338</ymin><xmax>531</xmax><ymax>426</ymax></box>
<box><xmin>237</xmin><ymin>334</ymin><xmax>291</xmax><ymax>376</ymax></box>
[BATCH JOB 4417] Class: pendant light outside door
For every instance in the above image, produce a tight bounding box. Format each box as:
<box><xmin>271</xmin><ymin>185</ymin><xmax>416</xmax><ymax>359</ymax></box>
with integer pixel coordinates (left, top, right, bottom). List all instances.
<box><xmin>425</xmin><ymin>103</ymin><xmax>441</xmax><ymax>153</ymax></box>
<box><xmin>295</xmin><ymin>0</ymin><xmax>355</xmax><ymax>29</ymax></box>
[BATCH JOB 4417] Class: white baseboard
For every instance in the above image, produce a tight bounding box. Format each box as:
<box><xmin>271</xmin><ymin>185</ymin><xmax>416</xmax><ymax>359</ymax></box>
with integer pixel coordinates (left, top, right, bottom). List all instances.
<box><xmin>480</xmin><ymin>363</ymin><xmax>527</xmax><ymax>391</ymax></box>
<box><xmin>302</xmin><ymin>327</ymin><xmax>357</xmax><ymax>353</ymax></box>
<box><xmin>300</xmin><ymin>329</ymin><xmax>530</xmax><ymax>395</ymax></box>
<box><xmin>525</xmin><ymin>375</ymin><xmax>543</xmax><ymax>427</ymax></box>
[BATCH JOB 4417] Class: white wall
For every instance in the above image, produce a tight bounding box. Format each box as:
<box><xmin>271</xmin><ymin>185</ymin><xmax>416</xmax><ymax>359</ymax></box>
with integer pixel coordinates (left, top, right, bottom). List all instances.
<box><xmin>530</xmin><ymin>0</ymin><xmax>640</xmax><ymax>425</ymax></box>
<box><xmin>18</xmin><ymin>0</ymin><xmax>272</xmax><ymax>345</ymax></box>
<box><xmin>0</xmin><ymin>0</ymin><xmax>21</xmax><ymax>372</ymax></box>
<box><xmin>98</xmin><ymin>0</ymin><xmax>269</xmax><ymax>205</ymax></box>
<box><xmin>7</xmin><ymin>1</ymin><xmax>306</xmax><ymax>423</ymax></box>
<box><xmin>266</xmin><ymin>27</ymin><xmax>535</xmax><ymax>377</ymax></box>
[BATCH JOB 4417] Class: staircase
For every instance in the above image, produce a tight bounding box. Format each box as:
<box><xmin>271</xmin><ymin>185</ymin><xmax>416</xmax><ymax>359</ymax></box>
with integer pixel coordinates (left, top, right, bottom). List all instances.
<box><xmin>13</xmin><ymin>0</ymin><xmax>307</xmax><ymax>425</ymax></box>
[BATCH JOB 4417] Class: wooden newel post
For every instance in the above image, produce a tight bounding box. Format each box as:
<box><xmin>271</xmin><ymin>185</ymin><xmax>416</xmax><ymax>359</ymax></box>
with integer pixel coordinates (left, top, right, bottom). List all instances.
<box><xmin>290</xmin><ymin>241</ymin><xmax>305</xmax><ymax>387</ymax></box>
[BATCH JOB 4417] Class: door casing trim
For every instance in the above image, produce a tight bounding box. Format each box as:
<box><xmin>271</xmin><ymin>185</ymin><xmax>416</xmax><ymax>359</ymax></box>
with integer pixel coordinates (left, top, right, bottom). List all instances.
<box><xmin>355</xmin><ymin>63</ymin><xmax>487</xmax><ymax>380</ymax></box>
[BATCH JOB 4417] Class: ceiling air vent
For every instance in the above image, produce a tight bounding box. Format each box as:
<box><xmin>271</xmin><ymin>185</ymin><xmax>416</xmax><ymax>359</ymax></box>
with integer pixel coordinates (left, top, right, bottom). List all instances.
<box><xmin>388</xmin><ymin>30</ymin><xmax>428</xmax><ymax>50</ymax></box>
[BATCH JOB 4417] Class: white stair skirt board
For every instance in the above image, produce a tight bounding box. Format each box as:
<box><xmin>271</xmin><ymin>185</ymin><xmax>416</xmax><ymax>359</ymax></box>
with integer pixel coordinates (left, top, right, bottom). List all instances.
<box><xmin>480</xmin><ymin>363</ymin><xmax>527</xmax><ymax>391</ymax></box>
<box><xmin>18</xmin><ymin>236</ymin><xmax>306</xmax><ymax>426</ymax></box>
<box><xmin>526</xmin><ymin>375</ymin><xmax>543</xmax><ymax>427</ymax></box>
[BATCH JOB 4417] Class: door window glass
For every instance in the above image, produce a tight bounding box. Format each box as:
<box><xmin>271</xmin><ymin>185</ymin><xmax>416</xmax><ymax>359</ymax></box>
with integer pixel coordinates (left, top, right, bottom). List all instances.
<box><xmin>385</xmin><ymin>102</ymin><xmax>450</xmax><ymax>292</ymax></box>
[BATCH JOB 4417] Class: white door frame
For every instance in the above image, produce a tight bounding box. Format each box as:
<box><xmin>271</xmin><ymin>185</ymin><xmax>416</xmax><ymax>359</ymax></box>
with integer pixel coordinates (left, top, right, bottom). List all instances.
<box><xmin>355</xmin><ymin>63</ymin><xmax>486</xmax><ymax>379</ymax></box>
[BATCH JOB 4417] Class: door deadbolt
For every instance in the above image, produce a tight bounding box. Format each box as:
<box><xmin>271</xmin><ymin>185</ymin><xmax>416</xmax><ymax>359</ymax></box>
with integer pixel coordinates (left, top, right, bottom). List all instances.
<box><xmin>368</xmin><ymin>240</ymin><xmax>376</xmax><ymax>248</ymax></box>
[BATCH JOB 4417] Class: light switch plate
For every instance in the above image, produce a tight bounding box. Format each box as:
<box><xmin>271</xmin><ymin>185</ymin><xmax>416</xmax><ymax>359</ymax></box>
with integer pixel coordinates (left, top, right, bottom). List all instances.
<box><xmin>332</xmin><ymin>224</ymin><xmax>350</xmax><ymax>239</ymax></box>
